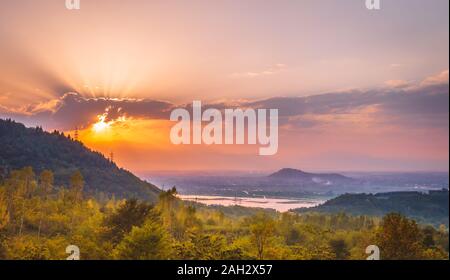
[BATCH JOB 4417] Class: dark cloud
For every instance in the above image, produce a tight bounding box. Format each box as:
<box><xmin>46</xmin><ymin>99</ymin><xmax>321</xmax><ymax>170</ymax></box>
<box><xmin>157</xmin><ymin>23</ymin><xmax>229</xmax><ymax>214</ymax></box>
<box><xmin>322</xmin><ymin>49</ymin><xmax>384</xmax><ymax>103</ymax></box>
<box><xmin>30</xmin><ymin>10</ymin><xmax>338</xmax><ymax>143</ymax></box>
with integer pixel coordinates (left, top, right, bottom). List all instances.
<box><xmin>1</xmin><ymin>76</ymin><xmax>448</xmax><ymax>131</ymax></box>
<box><xmin>1</xmin><ymin>93</ymin><xmax>174</xmax><ymax>130</ymax></box>
<box><xmin>50</xmin><ymin>93</ymin><xmax>173</xmax><ymax>129</ymax></box>
<box><xmin>243</xmin><ymin>80</ymin><xmax>449</xmax><ymax>129</ymax></box>
<box><xmin>246</xmin><ymin>83</ymin><xmax>448</xmax><ymax>117</ymax></box>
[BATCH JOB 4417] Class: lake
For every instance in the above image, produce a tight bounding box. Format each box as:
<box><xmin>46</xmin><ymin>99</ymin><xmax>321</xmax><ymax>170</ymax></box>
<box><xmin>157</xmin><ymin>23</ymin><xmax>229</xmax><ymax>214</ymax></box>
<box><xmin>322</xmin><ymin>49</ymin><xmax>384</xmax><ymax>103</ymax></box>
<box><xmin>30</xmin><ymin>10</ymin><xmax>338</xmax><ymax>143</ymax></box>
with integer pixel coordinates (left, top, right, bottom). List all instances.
<box><xmin>178</xmin><ymin>195</ymin><xmax>325</xmax><ymax>212</ymax></box>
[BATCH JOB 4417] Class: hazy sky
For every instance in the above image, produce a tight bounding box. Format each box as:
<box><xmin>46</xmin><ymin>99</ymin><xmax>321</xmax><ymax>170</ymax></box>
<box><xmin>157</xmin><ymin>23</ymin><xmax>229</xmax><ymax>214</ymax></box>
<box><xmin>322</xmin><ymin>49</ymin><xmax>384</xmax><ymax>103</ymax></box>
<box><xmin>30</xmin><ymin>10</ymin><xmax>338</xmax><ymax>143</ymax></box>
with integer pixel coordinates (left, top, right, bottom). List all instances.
<box><xmin>0</xmin><ymin>0</ymin><xmax>448</xmax><ymax>172</ymax></box>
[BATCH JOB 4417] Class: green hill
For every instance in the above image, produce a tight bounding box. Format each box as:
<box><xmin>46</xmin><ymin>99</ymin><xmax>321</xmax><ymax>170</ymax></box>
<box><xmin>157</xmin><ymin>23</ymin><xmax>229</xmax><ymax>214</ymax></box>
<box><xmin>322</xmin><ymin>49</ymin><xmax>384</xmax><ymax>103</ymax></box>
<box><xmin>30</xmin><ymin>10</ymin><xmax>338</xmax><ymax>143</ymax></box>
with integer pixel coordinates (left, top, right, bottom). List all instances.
<box><xmin>294</xmin><ymin>190</ymin><xmax>449</xmax><ymax>226</ymax></box>
<box><xmin>0</xmin><ymin>119</ymin><xmax>160</xmax><ymax>202</ymax></box>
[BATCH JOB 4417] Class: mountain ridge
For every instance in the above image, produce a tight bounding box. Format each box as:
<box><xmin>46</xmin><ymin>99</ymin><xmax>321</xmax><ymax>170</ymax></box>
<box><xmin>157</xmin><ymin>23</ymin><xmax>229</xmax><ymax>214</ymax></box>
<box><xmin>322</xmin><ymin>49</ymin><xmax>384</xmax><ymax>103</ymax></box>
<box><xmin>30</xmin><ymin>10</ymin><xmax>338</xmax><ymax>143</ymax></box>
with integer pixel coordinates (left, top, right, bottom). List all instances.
<box><xmin>269</xmin><ymin>168</ymin><xmax>352</xmax><ymax>182</ymax></box>
<box><xmin>294</xmin><ymin>189</ymin><xmax>449</xmax><ymax>226</ymax></box>
<box><xmin>0</xmin><ymin>119</ymin><xmax>161</xmax><ymax>202</ymax></box>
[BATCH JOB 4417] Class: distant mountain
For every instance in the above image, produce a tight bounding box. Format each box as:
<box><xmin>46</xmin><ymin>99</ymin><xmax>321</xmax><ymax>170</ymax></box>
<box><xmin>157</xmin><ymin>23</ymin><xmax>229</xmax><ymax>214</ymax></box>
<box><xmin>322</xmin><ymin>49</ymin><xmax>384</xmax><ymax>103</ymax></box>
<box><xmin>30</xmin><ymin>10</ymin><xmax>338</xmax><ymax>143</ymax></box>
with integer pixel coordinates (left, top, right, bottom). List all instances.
<box><xmin>269</xmin><ymin>168</ymin><xmax>352</xmax><ymax>183</ymax></box>
<box><xmin>294</xmin><ymin>189</ymin><xmax>449</xmax><ymax>226</ymax></box>
<box><xmin>0</xmin><ymin>119</ymin><xmax>160</xmax><ymax>202</ymax></box>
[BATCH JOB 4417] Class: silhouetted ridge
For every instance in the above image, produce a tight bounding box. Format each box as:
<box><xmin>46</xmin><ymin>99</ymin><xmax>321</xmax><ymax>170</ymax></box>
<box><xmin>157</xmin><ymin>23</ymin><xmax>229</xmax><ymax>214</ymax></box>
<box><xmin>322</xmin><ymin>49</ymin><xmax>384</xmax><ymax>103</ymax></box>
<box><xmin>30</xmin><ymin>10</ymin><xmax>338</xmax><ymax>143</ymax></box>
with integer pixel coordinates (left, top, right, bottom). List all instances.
<box><xmin>0</xmin><ymin>119</ymin><xmax>160</xmax><ymax>202</ymax></box>
<box><xmin>269</xmin><ymin>168</ymin><xmax>352</xmax><ymax>181</ymax></box>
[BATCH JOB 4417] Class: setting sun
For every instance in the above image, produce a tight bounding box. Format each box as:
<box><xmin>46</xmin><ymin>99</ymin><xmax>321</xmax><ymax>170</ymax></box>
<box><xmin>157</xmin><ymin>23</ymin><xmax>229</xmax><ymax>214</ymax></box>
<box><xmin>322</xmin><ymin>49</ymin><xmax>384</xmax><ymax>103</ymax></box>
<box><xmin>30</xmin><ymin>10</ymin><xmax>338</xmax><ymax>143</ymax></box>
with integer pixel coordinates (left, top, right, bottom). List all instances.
<box><xmin>92</xmin><ymin>114</ymin><xmax>111</xmax><ymax>133</ymax></box>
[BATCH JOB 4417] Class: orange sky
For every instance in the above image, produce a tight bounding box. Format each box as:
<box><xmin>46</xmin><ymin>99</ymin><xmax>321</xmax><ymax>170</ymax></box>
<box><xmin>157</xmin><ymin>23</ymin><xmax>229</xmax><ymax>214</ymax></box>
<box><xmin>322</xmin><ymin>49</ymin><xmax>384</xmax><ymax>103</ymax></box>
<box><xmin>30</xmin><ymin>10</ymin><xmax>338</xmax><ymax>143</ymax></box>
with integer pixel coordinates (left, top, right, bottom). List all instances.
<box><xmin>0</xmin><ymin>0</ymin><xmax>449</xmax><ymax>172</ymax></box>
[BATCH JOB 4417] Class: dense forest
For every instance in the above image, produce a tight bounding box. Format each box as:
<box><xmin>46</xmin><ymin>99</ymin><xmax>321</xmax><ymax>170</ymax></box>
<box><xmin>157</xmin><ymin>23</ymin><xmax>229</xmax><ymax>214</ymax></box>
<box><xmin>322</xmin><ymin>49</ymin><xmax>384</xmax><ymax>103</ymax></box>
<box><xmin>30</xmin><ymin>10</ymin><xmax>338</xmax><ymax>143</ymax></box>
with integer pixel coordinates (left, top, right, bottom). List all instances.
<box><xmin>0</xmin><ymin>167</ymin><xmax>448</xmax><ymax>260</ymax></box>
<box><xmin>295</xmin><ymin>191</ymin><xmax>449</xmax><ymax>227</ymax></box>
<box><xmin>0</xmin><ymin>119</ymin><xmax>160</xmax><ymax>202</ymax></box>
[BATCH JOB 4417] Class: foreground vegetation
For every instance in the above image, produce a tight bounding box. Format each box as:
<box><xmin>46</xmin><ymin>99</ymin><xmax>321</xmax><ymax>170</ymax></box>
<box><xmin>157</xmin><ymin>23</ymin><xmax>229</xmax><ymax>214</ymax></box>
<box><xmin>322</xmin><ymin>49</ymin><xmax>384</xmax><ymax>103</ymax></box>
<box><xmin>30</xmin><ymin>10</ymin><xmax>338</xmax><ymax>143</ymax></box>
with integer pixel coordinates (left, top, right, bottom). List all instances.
<box><xmin>0</xmin><ymin>167</ymin><xmax>448</xmax><ymax>260</ymax></box>
<box><xmin>295</xmin><ymin>190</ymin><xmax>449</xmax><ymax>227</ymax></box>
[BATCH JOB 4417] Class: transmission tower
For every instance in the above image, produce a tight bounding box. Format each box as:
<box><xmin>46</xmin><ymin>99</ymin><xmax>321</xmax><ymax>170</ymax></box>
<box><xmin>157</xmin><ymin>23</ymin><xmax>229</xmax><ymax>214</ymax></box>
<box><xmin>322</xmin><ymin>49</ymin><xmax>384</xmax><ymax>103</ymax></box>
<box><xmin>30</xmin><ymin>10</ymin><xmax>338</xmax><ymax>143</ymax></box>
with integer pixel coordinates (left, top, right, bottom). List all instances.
<box><xmin>74</xmin><ymin>126</ymin><xmax>79</xmax><ymax>141</ymax></box>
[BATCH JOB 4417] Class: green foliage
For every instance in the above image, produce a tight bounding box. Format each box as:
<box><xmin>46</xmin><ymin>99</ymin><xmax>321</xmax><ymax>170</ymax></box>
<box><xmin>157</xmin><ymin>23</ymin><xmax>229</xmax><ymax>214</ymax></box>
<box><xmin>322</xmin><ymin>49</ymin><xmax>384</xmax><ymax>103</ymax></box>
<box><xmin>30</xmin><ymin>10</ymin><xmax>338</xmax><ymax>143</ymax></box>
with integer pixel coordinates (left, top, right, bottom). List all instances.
<box><xmin>0</xmin><ymin>189</ymin><xmax>9</xmax><ymax>230</ymax></box>
<box><xmin>375</xmin><ymin>213</ymin><xmax>447</xmax><ymax>260</ymax></box>
<box><xmin>173</xmin><ymin>231</ymin><xmax>249</xmax><ymax>260</ymax></box>
<box><xmin>329</xmin><ymin>239</ymin><xmax>350</xmax><ymax>260</ymax></box>
<box><xmin>70</xmin><ymin>170</ymin><xmax>84</xmax><ymax>203</ymax></box>
<box><xmin>0</xmin><ymin>167</ymin><xmax>448</xmax><ymax>260</ymax></box>
<box><xmin>112</xmin><ymin>212</ymin><xmax>172</xmax><ymax>260</ymax></box>
<box><xmin>103</xmin><ymin>199</ymin><xmax>153</xmax><ymax>244</ymax></box>
<box><xmin>38</xmin><ymin>170</ymin><xmax>54</xmax><ymax>197</ymax></box>
<box><xmin>248</xmin><ymin>212</ymin><xmax>275</xmax><ymax>260</ymax></box>
<box><xmin>296</xmin><ymin>191</ymin><xmax>449</xmax><ymax>227</ymax></box>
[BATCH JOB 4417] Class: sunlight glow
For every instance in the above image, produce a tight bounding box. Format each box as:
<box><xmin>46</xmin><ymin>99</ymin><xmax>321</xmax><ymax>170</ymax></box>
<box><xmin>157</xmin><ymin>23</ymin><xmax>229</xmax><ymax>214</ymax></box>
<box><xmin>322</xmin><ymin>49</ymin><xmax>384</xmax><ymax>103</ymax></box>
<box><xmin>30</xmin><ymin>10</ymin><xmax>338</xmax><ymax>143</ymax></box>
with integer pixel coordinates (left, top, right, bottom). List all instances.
<box><xmin>92</xmin><ymin>114</ymin><xmax>111</xmax><ymax>133</ymax></box>
<box><xmin>92</xmin><ymin>107</ymin><xmax>128</xmax><ymax>133</ymax></box>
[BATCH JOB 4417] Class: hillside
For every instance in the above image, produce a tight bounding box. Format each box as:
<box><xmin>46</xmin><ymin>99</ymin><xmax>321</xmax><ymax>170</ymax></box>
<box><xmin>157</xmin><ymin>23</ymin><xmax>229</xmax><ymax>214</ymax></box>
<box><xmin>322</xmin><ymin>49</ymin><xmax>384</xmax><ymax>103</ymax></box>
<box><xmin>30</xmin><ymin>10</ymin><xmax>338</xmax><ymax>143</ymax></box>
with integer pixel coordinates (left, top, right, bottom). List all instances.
<box><xmin>0</xmin><ymin>119</ymin><xmax>160</xmax><ymax>202</ymax></box>
<box><xmin>294</xmin><ymin>189</ymin><xmax>449</xmax><ymax>226</ymax></box>
<box><xmin>269</xmin><ymin>168</ymin><xmax>353</xmax><ymax>182</ymax></box>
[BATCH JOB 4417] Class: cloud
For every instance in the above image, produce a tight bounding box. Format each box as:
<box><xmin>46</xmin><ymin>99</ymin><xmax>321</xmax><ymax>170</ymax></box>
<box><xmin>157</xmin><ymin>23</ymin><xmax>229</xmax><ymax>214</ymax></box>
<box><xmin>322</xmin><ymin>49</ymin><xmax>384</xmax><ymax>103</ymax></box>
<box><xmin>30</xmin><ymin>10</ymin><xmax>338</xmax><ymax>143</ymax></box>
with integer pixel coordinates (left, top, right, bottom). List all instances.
<box><xmin>421</xmin><ymin>70</ymin><xmax>449</xmax><ymax>86</ymax></box>
<box><xmin>1</xmin><ymin>70</ymin><xmax>448</xmax><ymax>132</ymax></box>
<box><xmin>231</xmin><ymin>64</ymin><xmax>287</xmax><ymax>78</ymax></box>
<box><xmin>390</xmin><ymin>64</ymin><xmax>403</xmax><ymax>68</ymax></box>
<box><xmin>244</xmin><ymin>70</ymin><xmax>449</xmax><ymax>129</ymax></box>
<box><xmin>385</xmin><ymin>79</ymin><xmax>410</xmax><ymax>89</ymax></box>
<box><xmin>0</xmin><ymin>92</ymin><xmax>174</xmax><ymax>130</ymax></box>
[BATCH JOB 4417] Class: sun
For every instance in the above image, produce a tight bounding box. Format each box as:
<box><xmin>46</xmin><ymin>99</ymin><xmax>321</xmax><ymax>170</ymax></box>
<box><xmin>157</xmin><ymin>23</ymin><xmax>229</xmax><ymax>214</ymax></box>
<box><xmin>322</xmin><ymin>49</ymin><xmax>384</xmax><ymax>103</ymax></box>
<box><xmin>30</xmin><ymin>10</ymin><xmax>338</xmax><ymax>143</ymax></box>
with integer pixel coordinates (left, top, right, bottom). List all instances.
<box><xmin>92</xmin><ymin>114</ymin><xmax>111</xmax><ymax>133</ymax></box>
<box><xmin>92</xmin><ymin>110</ymin><xmax>128</xmax><ymax>133</ymax></box>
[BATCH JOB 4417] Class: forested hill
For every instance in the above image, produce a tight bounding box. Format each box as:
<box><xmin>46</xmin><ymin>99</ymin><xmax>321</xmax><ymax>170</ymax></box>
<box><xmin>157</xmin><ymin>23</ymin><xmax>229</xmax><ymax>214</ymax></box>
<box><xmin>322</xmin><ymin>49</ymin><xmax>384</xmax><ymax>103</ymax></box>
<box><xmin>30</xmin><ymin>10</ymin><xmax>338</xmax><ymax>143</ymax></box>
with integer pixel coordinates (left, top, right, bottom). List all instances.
<box><xmin>294</xmin><ymin>190</ymin><xmax>449</xmax><ymax>226</ymax></box>
<box><xmin>0</xmin><ymin>119</ymin><xmax>160</xmax><ymax>202</ymax></box>
<box><xmin>268</xmin><ymin>168</ymin><xmax>353</xmax><ymax>182</ymax></box>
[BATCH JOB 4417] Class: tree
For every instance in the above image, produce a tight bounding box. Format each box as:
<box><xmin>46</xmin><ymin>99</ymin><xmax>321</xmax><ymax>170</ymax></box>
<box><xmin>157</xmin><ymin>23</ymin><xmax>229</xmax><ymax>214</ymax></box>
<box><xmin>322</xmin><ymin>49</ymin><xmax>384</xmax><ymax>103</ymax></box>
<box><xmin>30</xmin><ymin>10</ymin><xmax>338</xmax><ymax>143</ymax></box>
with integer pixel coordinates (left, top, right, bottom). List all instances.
<box><xmin>0</xmin><ymin>190</ymin><xmax>9</xmax><ymax>231</ymax></box>
<box><xmin>4</xmin><ymin>236</ymin><xmax>50</xmax><ymax>260</ymax></box>
<box><xmin>36</xmin><ymin>170</ymin><xmax>55</xmax><ymax>239</ymax></box>
<box><xmin>375</xmin><ymin>213</ymin><xmax>424</xmax><ymax>260</ymax></box>
<box><xmin>0</xmin><ymin>193</ymin><xmax>5</xmax><ymax>257</ymax></box>
<box><xmin>285</xmin><ymin>228</ymin><xmax>303</xmax><ymax>245</ymax></box>
<box><xmin>21</xmin><ymin>167</ymin><xmax>36</xmax><ymax>198</ymax></box>
<box><xmin>422</xmin><ymin>226</ymin><xmax>436</xmax><ymax>248</ymax></box>
<box><xmin>249</xmin><ymin>212</ymin><xmax>275</xmax><ymax>260</ymax></box>
<box><xmin>113</xmin><ymin>212</ymin><xmax>172</xmax><ymax>260</ymax></box>
<box><xmin>38</xmin><ymin>170</ymin><xmax>54</xmax><ymax>198</ymax></box>
<box><xmin>174</xmin><ymin>233</ymin><xmax>224</xmax><ymax>260</ymax></box>
<box><xmin>157</xmin><ymin>187</ymin><xmax>178</xmax><ymax>233</ymax></box>
<box><xmin>329</xmin><ymin>238</ymin><xmax>350</xmax><ymax>260</ymax></box>
<box><xmin>104</xmin><ymin>199</ymin><xmax>153</xmax><ymax>244</ymax></box>
<box><xmin>158</xmin><ymin>187</ymin><xmax>177</xmax><ymax>212</ymax></box>
<box><xmin>70</xmin><ymin>171</ymin><xmax>84</xmax><ymax>203</ymax></box>
<box><xmin>6</xmin><ymin>167</ymin><xmax>38</xmax><ymax>236</ymax></box>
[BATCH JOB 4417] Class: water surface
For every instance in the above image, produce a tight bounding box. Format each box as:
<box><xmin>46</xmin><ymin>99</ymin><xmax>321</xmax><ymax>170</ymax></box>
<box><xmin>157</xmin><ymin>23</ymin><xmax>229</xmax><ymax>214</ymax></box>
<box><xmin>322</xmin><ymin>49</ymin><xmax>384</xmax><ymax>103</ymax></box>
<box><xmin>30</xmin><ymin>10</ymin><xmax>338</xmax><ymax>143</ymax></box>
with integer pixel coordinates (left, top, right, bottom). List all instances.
<box><xmin>179</xmin><ymin>195</ymin><xmax>325</xmax><ymax>212</ymax></box>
